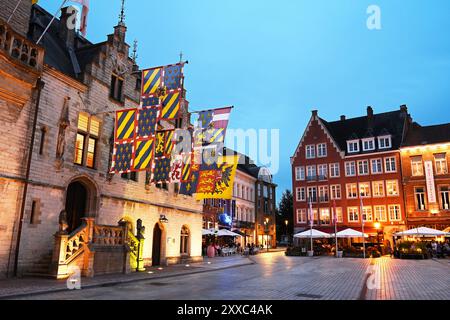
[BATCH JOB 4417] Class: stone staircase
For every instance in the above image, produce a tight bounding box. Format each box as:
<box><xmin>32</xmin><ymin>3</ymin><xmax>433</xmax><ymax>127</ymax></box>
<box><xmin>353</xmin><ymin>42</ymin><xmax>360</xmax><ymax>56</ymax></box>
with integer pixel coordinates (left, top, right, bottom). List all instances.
<box><xmin>23</xmin><ymin>252</ymin><xmax>54</xmax><ymax>278</ymax></box>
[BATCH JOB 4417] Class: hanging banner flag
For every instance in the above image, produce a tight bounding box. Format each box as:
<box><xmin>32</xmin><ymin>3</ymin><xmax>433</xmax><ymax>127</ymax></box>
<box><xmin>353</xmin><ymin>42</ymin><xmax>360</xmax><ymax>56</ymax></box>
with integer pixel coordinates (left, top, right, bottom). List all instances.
<box><xmin>115</xmin><ymin>108</ymin><xmax>137</xmax><ymax>142</ymax></box>
<box><xmin>133</xmin><ymin>139</ymin><xmax>154</xmax><ymax>172</ymax></box>
<box><xmin>141</xmin><ymin>62</ymin><xmax>186</xmax><ymax>121</ymax></box>
<box><xmin>194</xmin><ymin>107</ymin><xmax>233</xmax><ymax>147</ymax></box>
<box><xmin>194</xmin><ymin>155</ymin><xmax>239</xmax><ymax>200</ymax></box>
<box><xmin>110</xmin><ymin>142</ymin><xmax>134</xmax><ymax>174</ymax></box>
<box><xmin>72</xmin><ymin>0</ymin><xmax>90</xmax><ymax>37</ymax></box>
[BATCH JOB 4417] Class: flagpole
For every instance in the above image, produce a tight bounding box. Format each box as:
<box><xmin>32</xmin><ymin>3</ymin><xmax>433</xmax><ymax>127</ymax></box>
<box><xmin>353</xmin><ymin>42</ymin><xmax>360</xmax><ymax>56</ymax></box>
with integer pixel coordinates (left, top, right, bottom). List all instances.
<box><xmin>36</xmin><ymin>0</ymin><xmax>69</xmax><ymax>45</ymax></box>
<box><xmin>333</xmin><ymin>200</ymin><xmax>338</xmax><ymax>258</ymax></box>
<box><xmin>309</xmin><ymin>197</ymin><xmax>313</xmax><ymax>256</ymax></box>
<box><xmin>360</xmin><ymin>196</ymin><xmax>366</xmax><ymax>259</ymax></box>
<box><xmin>7</xmin><ymin>0</ymin><xmax>23</xmax><ymax>24</ymax></box>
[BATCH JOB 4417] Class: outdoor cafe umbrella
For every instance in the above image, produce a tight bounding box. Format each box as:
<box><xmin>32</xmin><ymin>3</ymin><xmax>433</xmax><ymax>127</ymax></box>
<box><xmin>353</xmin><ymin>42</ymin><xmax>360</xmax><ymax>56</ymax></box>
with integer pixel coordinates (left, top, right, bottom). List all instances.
<box><xmin>202</xmin><ymin>229</ymin><xmax>218</xmax><ymax>236</ymax></box>
<box><xmin>294</xmin><ymin>229</ymin><xmax>331</xmax><ymax>239</ymax></box>
<box><xmin>217</xmin><ymin>229</ymin><xmax>240</xmax><ymax>237</ymax></box>
<box><xmin>394</xmin><ymin>227</ymin><xmax>448</xmax><ymax>237</ymax></box>
<box><xmin>332</xmin><ymin>228</ymin><xmax>369</xmax><ymax>238</ymax></box>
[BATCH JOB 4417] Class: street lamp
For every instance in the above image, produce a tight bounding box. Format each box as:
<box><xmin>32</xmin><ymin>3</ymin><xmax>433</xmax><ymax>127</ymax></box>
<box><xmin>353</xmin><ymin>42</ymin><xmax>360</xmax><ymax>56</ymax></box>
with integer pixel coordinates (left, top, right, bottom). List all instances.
<box><xmin>264</xmin><ymin>218</ymin><xmax>270</xmax><ymax>252</ymax></box>
<box><xmin>285</xmin><ymin>220</ymin><xmax>289</xmax><ymax>245</ymax></box>
<box><xmin>374</xmin><ymin>220</ymin><xmax>381</xmax><ymax>248</ymax></box>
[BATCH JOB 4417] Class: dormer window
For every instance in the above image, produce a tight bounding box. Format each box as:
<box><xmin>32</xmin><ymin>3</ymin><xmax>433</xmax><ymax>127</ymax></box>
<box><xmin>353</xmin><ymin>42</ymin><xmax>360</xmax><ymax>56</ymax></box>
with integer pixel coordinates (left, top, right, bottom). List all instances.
<box><xmin>378</xmin><ymin>135</ymin><xmax>392</xmax><ymax>149</ymax></box>
<box><xmin>347</xmin><ymin>140</ymin><xmax>360</xmax><ymax>153</ymax></box>
<box><xmin>362</xmin><ymin>138</ymin><xmax>375</xmax><ymax>151</ymax></box>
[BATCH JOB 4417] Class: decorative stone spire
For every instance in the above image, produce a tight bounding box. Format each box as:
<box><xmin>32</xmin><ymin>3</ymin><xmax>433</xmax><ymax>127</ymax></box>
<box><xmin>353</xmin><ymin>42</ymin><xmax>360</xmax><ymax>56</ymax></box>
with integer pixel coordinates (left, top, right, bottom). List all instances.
<box><xmin>132</xmin><ymin>39</ymin><xmax>138</xmax><ymax>63</ymax></box>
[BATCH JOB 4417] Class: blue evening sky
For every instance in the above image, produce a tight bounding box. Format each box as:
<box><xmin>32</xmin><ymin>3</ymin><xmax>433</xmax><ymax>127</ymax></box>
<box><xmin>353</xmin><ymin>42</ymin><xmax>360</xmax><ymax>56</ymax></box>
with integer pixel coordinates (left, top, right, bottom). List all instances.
<box><xmin>41</xmin><ymin>0</ymin><xmax>450</xmax><ymax>203</ymax></box>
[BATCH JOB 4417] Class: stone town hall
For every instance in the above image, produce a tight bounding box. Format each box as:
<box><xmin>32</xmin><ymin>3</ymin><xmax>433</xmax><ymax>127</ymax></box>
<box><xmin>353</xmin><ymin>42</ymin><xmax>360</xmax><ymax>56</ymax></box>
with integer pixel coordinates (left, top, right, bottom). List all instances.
<box><xmin>0</xmin><ymin>1</ymin><xmax>203</xmax><ymax>278</ymax></box>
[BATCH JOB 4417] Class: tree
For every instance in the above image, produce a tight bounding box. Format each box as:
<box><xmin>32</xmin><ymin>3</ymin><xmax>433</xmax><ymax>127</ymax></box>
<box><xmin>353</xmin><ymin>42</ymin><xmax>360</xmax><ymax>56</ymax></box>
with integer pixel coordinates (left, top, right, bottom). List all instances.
<box><xmin>276</xmin><ymin>190</ymin><xmax>293</xmax><ymax>243</ymax></box>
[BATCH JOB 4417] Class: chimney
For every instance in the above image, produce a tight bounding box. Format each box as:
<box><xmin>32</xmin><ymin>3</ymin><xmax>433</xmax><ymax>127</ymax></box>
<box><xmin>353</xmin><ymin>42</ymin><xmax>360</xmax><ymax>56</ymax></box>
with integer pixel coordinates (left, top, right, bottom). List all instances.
<box><xmin>340</xmin><ymin>115</ymin><xmax>346</xmax><ymax>121</ymax></box>
<box><xmin>311</xmin><ymin>110</ymin><xmax>318</xmax><ymax>117</ymax></box>
<box><xmin>59</xmin><ymin>6</ymin><xmax>78</xmax><ymax>47</ymax></box>
<box><xmin>367</xmin><ymin>106</ymin><xmax>374</xmax><ymax>129</ymax></box>
<box><xmin>400</xmin><ymin>104</ymin><xmax>408</xmax><ymax>113</ymax></box>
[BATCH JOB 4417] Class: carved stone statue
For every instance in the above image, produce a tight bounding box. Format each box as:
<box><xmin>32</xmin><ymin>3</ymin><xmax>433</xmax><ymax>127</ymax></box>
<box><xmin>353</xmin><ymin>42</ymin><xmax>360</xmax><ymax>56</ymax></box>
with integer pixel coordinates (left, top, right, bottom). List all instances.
<box><xmin>56</xmin><ymin>97</ymin><xmax>71</xmax><ymax>161</ymax></box>
<box><xmin>58</xmin><ymin>210</ymin><xmax>69</xmax><ymax>234</ymax></box>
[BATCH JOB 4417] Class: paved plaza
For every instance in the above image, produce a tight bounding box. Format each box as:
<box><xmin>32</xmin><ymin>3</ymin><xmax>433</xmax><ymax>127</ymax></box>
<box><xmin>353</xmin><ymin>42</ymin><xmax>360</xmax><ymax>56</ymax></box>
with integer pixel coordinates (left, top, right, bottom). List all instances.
<box><xmin>3</xmin><ymin>252</ymin><xmax>449</xmax><ymax>300</ymax></box>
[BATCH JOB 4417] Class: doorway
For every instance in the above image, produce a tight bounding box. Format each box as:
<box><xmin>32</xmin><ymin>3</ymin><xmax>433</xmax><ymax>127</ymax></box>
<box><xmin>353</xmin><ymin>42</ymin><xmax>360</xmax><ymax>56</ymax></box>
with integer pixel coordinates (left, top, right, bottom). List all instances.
<box><xmin>152</xmin><ymin>223</ymin><xmax>162</xmax><ymax>266</ymax></box>
<box><xmin>65</xmin><ymin>181</ymin><xmax>88</xmax><ymax>233</ymax></box>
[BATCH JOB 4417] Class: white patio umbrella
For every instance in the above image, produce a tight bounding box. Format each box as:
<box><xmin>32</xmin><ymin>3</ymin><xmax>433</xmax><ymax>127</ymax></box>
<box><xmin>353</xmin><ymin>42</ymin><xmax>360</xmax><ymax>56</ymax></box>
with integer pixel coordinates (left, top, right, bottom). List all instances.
<box><xmin>217</xmin><ymin>229</ymin><xmax>240</xmax><ymax>237</ymax></box>
<box><xmin>202</xmin><ymin>229</ymin><xmax>217</xmax><ymax>236</ymax></box>
<box><xmin>394</xmin><ymin>227</ymin><xmax>448</xmax><ymax>237</ymax></box>
<box><xmin>332</xmin><ymin>228</ymin><xmax>369</xmax><ymax>238</ymax></box>
<box><xmin>294</xmin><ymin>229</ymin><xmax>331</xmax><ymax>239</ymax></box>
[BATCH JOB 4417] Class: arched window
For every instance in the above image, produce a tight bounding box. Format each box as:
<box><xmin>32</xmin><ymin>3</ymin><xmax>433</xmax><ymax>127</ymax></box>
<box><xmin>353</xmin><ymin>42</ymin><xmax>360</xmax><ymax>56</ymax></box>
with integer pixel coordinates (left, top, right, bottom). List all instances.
<box><xmin>180</xmin><ymin>225</ymin><xmax>190</xmax><ymax>256</ymax></box>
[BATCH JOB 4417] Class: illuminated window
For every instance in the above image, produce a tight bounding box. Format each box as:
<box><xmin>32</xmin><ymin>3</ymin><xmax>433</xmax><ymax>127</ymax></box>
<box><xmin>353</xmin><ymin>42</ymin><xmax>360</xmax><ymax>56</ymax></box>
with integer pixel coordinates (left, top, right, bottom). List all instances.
<box><xmin>372</xmin><ymin>181</ymin><xmax>385</xmax><ymax>197</ymax></box>
<box><xmin>386</xmin><ymin>180</ymin><xmax>399</xmax><ymax>196</ymax></box>
<box><xmin>435</xmin><ymin>154</ymin><xmax>448</xmax><ymax>175</ymax></box>
<box><xmin>348</xmin><ymin>207</ymin><xmax>359</xmax><ymax>222</ymax></box>
<box><xmin>74</xmin><ymin>113</ymin><xmax>100</xmax><ymax>169</ymax></box>
<box><xmin>180</xmin><ymin>226</ymin><xmax>190</xmax><ymax>256</ymax></box>
<box><xmin>359</xmin><ymin>182</ymin><xmax>371</xmax><ymax>198</ymax></box>
<box><xmin>320</xmin><ymin>208</ymin><xmax>331</xmax><ymax>225</ymax></box>
<box><xmin>439</xmin><ymin>186</ymin><xmax>449</xmax><ymax>210</ymax></box>
<box><xmin>362</xmin><ymin>207</ymin><xmax>373</xmax><ymax>222</ymax></box>
<box><xmin>346</xmin><ymin>183</ymin><xmax>358</xmax><ymax>199</ymax></box>
<box><xmin>411</xmin><ymin>156</ymin><xmax>424</xmax><ymax>176</ymax></box>
<box><xmin>374</xmin><ymin>206</ymin><xmax>387</xmax><ymax>222</ymax></box>
<box><xmin>414</xmin><ymin>187</ymin><xmax>427</xmax><ymax>211</ymax></box>
<box><xmin>334</xmin><ymin>207</ymin><xmax>343</xmax><ymax>223</ymax></box>
<box><xmin>388</xmin><ymin>205</ymin><xmax>401</xmax><ymax>221</ymax></box>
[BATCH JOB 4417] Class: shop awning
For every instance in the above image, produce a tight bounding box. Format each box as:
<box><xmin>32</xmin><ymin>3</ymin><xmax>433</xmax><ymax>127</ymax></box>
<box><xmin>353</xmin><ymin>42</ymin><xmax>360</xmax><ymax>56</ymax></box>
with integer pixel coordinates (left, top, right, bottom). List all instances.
<box><xmin>394</xmin><ymin>227</ymin><xmax>448</xmax><ymax>237</ymax></box>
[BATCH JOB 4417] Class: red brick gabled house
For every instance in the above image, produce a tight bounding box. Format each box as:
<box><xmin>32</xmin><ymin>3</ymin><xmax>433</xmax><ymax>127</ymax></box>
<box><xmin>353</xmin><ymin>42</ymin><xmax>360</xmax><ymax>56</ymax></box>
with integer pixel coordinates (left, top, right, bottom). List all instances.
<box><xmin>291</xmin><ymin>107</ymin><xmax>409</xmax><ymax>245</ymax></box>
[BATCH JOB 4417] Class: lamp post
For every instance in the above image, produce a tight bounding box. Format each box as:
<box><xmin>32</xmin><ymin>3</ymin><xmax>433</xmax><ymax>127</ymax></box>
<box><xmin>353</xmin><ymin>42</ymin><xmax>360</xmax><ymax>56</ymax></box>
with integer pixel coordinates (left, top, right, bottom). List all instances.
<box><xmin>264</xmin><ymin>217</ymin><xmax>270</xmax><ymax>252</ymax></box>
<box><xmin>285</xmin><ymin>220</ymin><xmax>289</xmax><ymax>245</ymax></box>
<box><xmin>374</xmin><ymin>220</ymin><xmax>381</xmax><ymax>250</ymax></box>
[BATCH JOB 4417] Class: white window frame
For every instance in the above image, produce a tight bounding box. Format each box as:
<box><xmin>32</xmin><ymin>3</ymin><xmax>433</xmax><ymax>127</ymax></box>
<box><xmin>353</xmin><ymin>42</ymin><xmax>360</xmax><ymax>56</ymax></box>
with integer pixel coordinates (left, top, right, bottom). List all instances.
<box><xmin>358</xmin><ymin>160</ymin><xmax>370</xmax><ymax>176</ymax></box>
<box><xmin>306</xmin><ymin>145</ymin><xmax>316</xmax><ymax>159</ymax></box>
<box><xmin>378</xmin><ymin>135</ymin><xmax>392</xmax><ymax>149</ymax></box>
<box><xmin>334</xmin><ymin>207</ymin><xmax>343</xmax><ymax>223</ymax></box>
<box><xmin>372</xmin><ymin>181</ymin><xmax>385</xmax><ymax>197</ymax></box>
<box><xmin>414</xmin><ymin>187</ymin><xmax>427</xmax><ymax>211</ymax></box>
<box><xmin>320</xmin><ymin>208</ymin><xmax>331</xmax><ymax>225</ymax></box>
<box><xmin>295</xmin><ymin>166</ymin><xmax>305</xmax><ymax>181</ymax></box>
<box><xmin>348</xmin><ymin>207</ymin><xmax>359</xmax><ymax>222</ymax></box>
<box><xmin>329</xmin><ymin>163</ymin><xmax>340</xmax><ymax>178</ymax></box>
<box><xmin>374</xmin><ymin>205</ymin><xmax>387</xmax><ymax>222</ymax></box>
<box><xmin>347</xmin><ymin>140</ymin><xmax>360</xmax><ymax>153</ymax></box>
<box><xmin>371</xmin><ymin>158</ymin><xmax>383</xmax><ymax>174</ymax></box>
<box><xmin>297</xmin><ymin>209</ymin><xmax>307</xmax><ymax>224</ymax></box>
<box><xmin>388</xmin><ymin>205</ymin><xmax>402</xmax><ymax>222</ymax></box>
<box><xmin>438</xmin><ymin>185</ymin><xmax>450</xmax><ymax>210</ymax></box>
<box><xmin>411</xmin><ymin>156</ymin><xmax>424</xmax><ymax>176</ymax></box>
<box><xmin>362</xmin><ymin>206</ymin><xmax>373</xmax><ymax>222</ymax></box>
<box><xmin>386</xmin><ymin>180</ymin><xmax>399</xmax><ymax>197</ymax></box>
<box><xmin>307</xmin><ymin>187</ymin><xmax>317</xmax><ymax>203</ymax></box>
<box><xmin>346</xmin><ymin>183</ymin><xmax>358</xmax><ymax>199</ymax></box>
<box><xmin>317</xmin><ymin>143</ymin><xmax>327</xmax><ymax>158</ymax></box>
<box><xmin>306</xmin><ymin>165</ymin><xmax>316</xmax><ymax>181</ymax></box>
<box><xmin>345</xmin><ymin>161</ymin><xmax>356</xmax><ymax>177</ymax></box>
<box><xmin>359</xmin><ymin>182</ymin><xmax>371</xmax><ymax>198</ymax></box>
<box><xmin>362</xmin><ymin>138</ymin><xmax>375</xmax><ymax>152</ymax></box>
<box><xmin>330</xmin><ymin>184</ymin><xmax>342</xmax><ymax>200</ymax></box>
<box><xmin>296</xmin><ymin>187</ymin><xmax>306</xmax><ymax>202</ymax></box>
<box><xmin>318</xmin><ymin>164</ymin><xmax>328</xmax><ymax>180</ymax></box>
<box><xmin>434</xmin><ymin>154</ymin><xmax>448</xmax><ymax>175</ymax></box>
<box><xmin>318</xmin><ymin>186</ymin><xmax>329</xmax><ymax>203</ymax></box>
<box><xmin>384</xmin><ymin>157</ymin><xmax>397</xmax><ymax>173</ymax></box>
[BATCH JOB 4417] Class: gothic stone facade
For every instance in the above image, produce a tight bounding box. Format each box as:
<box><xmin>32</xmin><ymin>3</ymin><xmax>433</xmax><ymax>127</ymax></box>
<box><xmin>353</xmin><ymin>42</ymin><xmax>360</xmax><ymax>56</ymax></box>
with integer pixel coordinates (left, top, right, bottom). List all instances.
<box><xmin>0</xmin><ymin>2</ymin><xmax>202</xmax><ymax>278</ymax></box>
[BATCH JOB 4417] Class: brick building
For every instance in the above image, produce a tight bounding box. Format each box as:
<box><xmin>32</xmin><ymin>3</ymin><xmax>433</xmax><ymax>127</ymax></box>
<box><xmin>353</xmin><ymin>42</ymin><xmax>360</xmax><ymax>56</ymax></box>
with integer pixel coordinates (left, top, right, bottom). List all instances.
<box><xmin>202</xmin><ymin>149</ymin><xmax>277</xmax><ymax>248</ymax></box>
<box><xmin>291</xmin><ymin>107</ymin><xmax>410</xmax><ymax>245</ymax></box>
<box><xmin>400</xmin><ymin>123</ymin><xmax>450</xmax><ymax>231</ymax></box>
<box><xmin>0</xmin><ymin>2</ymin><xmax>202</xmax><ymax>278</ymax></box>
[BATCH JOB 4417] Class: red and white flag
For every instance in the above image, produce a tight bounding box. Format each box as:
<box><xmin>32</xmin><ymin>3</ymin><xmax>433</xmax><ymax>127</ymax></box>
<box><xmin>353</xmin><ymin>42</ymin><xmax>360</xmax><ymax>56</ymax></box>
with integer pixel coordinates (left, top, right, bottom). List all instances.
<box><xmin>309</xmin><ymin>197</ymin><xmax>314</xmax><ymax>227</ymax></box>
<box><xmin>72</xmin><ymin>0</ymin><xmax>89</xmax><ymax>36</ymax></box>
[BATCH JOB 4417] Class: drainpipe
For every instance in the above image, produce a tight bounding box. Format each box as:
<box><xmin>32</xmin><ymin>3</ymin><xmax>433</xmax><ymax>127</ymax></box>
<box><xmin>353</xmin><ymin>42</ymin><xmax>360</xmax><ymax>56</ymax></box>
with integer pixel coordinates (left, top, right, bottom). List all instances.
<box><xmin>13</xmin><ymin>78</ymin><xmax>45</xmax><ymax>277</ymax></box>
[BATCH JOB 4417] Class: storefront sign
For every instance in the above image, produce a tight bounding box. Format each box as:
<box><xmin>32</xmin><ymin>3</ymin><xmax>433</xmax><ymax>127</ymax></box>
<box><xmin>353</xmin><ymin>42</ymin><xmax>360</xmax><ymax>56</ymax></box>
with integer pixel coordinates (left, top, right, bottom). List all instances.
<box><xmin>424</xmin><ymin>161</ymin><xmax>437</xmax><ymax>203</ymax></box>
